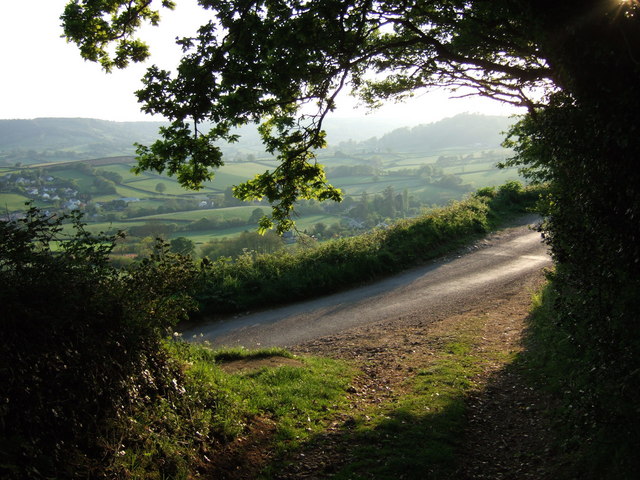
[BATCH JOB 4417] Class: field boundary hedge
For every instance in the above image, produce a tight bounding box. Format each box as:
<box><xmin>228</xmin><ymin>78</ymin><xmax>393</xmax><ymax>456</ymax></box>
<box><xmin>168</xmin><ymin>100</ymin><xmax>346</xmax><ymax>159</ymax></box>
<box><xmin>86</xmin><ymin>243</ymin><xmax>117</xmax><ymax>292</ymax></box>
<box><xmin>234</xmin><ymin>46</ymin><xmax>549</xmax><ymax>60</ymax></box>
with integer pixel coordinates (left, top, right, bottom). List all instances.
<box><xmin>193</xmin><ymin>181</ymin><xmax>545</xmax><ymax>317</ymax></box>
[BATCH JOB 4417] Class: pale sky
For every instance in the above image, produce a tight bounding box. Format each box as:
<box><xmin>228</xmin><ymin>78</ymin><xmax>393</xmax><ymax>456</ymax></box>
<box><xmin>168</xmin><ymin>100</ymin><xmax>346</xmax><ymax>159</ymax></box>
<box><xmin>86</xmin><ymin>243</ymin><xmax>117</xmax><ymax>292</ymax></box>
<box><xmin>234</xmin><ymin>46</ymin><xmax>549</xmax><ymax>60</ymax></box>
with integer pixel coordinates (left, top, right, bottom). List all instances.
<box><xmin>1</xmin><ymin>1</ymin><xmax>521</xmax><ymax>124</ymax></box>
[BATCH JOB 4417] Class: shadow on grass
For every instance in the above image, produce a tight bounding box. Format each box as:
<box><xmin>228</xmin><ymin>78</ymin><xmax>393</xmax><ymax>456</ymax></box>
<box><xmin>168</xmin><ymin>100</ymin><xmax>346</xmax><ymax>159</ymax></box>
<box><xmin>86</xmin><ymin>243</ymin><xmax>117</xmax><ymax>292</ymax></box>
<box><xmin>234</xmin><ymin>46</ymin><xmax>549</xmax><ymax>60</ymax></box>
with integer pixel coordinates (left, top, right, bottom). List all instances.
<box><xmin>261</xmin><ymin>313</ymin><xmax>562</xmax><ymax>480</ymax></box>
<box><xmin>267</xmin><ymin>367</ymin><xmax>556</xmax><ymax>480</ymax></box>
<box><xmin>262</xmin><ymin>337</ymin><xmax>482</xmax><ymax>479</ymax></box>
<box><xmin>259</xmin><ymin>395</ymin><xmax>468</xmax><ymax>480</ymax></box>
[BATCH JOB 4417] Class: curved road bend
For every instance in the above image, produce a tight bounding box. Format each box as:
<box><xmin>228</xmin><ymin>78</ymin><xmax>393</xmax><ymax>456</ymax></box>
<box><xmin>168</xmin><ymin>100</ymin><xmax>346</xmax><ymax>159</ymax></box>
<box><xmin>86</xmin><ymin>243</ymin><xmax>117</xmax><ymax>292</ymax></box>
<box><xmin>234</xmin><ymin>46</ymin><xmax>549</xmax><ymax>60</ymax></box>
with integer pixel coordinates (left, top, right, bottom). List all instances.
<box><xmin>183</xmin><ymin>218</ymin><xmax>551</xmax><ymax>349</ymax></box>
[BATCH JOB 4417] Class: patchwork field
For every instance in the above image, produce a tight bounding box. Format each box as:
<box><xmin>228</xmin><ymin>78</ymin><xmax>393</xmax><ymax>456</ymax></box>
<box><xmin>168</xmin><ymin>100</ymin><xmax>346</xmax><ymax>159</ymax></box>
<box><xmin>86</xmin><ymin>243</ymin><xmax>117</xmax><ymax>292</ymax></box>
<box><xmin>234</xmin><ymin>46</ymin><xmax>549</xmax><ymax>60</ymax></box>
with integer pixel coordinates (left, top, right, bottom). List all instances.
<box><xmin>1</xmin><ymin>144</ymin><xmax>521</xmax><ymax>253</ymax></box>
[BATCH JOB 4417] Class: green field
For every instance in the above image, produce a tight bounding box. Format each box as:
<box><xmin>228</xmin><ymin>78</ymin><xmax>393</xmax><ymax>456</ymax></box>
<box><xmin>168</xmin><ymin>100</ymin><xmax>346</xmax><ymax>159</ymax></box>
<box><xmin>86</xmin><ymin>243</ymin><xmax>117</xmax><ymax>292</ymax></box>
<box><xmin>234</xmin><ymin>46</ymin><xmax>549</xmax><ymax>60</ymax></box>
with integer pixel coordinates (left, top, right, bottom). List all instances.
<box><xmin>135</xmin><ymin>205</ymin><xmax>260</xmax><ymax>223</ymax></box>
<box><xmin>96</xmin><ymin>163</ymin><xmax>139</xmax><ymax>179</ymax></box>
<box><xmin>169</xmin><ymin>213</ymin><xmax>342</xmax><ymax>245</ymax></box>
<box><xmin>47</xmin><ymin>168</ymin><xmax>96</xmax><ymax>189</ymax></box>
<box><xmin>0</xmin><ymin>193</ymin><xmax>31</xmax><ymax>210</ymax></box>
<box><xmin>331</xmin><ymin>176</ymin><xmax>424</xmax><ymax>196</ymax></box>
<box><xmin>218</xmin><ymin>161</ymin><xmax>279</xmax><ymax>177</ymax></box>
<box><xmin>459</xmin><ymin>167</ymin><xmax>520</xmax><ymax>186</ymax></box>
<box><xmin>292</xmin><ymin>213</ymin><xmax>342</xmax><ymax>230</ymax></box>
<box><xmin>1</xmin><ymin>145</ymin><xmax>523</xmax><ymax>248</ymax></box>
<box><xmin>124</xmin><ymin>177</ymin><xmax>211</xmax><ymax>196</ymax></box>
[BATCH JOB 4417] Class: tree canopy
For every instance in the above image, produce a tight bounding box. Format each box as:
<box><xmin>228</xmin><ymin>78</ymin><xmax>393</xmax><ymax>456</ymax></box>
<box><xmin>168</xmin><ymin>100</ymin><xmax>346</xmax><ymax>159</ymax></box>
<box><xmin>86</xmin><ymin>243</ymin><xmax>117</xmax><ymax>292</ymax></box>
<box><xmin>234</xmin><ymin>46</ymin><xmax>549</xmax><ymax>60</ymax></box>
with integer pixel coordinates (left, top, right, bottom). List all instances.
<box><xmin>61</xmin><ymin>0</ymin><xmax>562</xmax><ymax>231</ymax></box>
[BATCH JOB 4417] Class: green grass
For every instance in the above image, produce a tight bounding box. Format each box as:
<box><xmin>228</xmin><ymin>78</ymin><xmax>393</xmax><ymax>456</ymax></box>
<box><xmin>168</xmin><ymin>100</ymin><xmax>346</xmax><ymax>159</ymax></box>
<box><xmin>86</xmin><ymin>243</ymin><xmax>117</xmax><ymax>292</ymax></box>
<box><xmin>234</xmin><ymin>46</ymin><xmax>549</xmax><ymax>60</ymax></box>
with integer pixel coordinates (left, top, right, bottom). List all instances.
<box><xmin>218</xmin><ymin>161</ymin><xmax>279</xmax><ymax>177</ymax></box>
<box><xmin>111</xmin><ymin>342</ymin><xmax>355</xmax><ymax>478</ymax></box>
<box><xmin>0</xmin><ymin>167</ymin><xmax>21</xmax><ymax>175</ymax></box>
<box><xmin>0</xmin><ymin>193</ymin><xmax>31</xmax><ymax>210</ymax></box>
<box><xmin>112</xmin><ymin>184</ymin><xmax>160</xmax><ymax>198</ymax></box>
<box><xmin>91</xmin><ymin>193</ymin><xmax>124</xmax><ymax>202</ymax></box>
<box><xmin>333</xmin><ymin>177</ymin><xmax>424</xmax><ymax>195</ymax></box>
<box><xmin>122</xmin><ymin>177</ymin><xmax>202</xmax><ymax>195</ymax></box>
<box><xmin>410</xmin><ymin>184</ymin><xmax>467</xmax><ymax>205</ymax></box>
<box><xmin>47</xmin><ymin>168</ymin><xmax>96</xmax><ymax>189</ymax></box>
<box><xmin>128</xmin><ymin>198</ymin><xmax>166</xmax><ymax>209</ymax></box>
<box><xmin>461</xmin><ymin>168</ymin><xmax>520</xmax><ymax>188</ymax></box>
<box><xmin>287</xmin><ymin>317</ymin><xmax>486</xmax><ymax>480</ymax></box>
<box><xmin>200</xmin><ymin>345</ymin><xmax>295</xmax><ymax>362</ymax></box>
<box><xmin>230</xmin><ymin>356</ymin><xmax>354</xmax><ymax>452</ymax></box>
<box><xmin>291</xmin><ymin>214</ymin><xmax>342</xmax><ymax>230</ymax></box>
<box><xmin>167</xmin><ymin>214</ymin><xmax>342</xmax><ymax>244</ymax></box>
<box><xmin>168</xmin><ymin>226</ymin><xmax>255</xmax><ymax>244</ymax></box>
<box><xmin>135</xmin><ymin>205</ymin><xmax>259</xmax><ymax>222</ymax></box>
<box><xmin>96</xmin><ymin>163</ymin><xmax>141</xmax><ymax>180</ymax></box>
<box><xmin>205</xmin><ymin>170</ymin><xmax>254</xmax><ymax>191</ymax></box>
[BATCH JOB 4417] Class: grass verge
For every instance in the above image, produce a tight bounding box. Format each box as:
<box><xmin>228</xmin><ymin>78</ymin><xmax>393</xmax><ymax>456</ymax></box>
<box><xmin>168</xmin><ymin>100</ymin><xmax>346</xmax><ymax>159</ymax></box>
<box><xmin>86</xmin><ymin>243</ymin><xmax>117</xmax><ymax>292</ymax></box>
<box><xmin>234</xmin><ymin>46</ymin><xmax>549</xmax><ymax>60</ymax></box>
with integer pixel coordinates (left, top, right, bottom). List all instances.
<box><xmin>107</xmin><ymin>342</ymin><xmax>355</xmax><ymax>479</ymax></box>
<box><xmin>253</xmin><ymin>316</ymin><xmax>493</xmax><ymax>480</ymax></box>
<box><xmin>329</xmin><ymin>317</ymin><xmax>486</xmax><ymax>480</ymax></box>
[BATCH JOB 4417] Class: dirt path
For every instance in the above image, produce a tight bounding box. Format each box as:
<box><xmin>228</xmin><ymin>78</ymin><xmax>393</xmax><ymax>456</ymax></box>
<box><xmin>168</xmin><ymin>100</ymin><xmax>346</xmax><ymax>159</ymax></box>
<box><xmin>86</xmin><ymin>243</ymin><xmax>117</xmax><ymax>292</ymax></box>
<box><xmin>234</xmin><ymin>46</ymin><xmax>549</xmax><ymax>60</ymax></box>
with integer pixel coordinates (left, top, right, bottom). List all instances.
<box><xmin>267</xmin><ymin>267</ymin><xmax>556</xmax><ymax>479</ymax></box>
<box><xmin>185</xmin><ymin>219</ymin><xmax>550</xmax><ymax>349</ymax></box>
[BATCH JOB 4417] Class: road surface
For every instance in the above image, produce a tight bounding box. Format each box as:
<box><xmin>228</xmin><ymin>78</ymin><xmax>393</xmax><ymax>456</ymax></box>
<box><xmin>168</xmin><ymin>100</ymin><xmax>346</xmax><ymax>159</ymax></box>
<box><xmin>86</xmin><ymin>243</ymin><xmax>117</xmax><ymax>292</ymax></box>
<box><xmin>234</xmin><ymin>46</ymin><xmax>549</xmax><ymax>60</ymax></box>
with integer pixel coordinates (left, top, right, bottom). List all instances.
<box><xmin>183</xmin><ymin>218</ymin><xmax>551</xmax><ymax>348</ymax></box>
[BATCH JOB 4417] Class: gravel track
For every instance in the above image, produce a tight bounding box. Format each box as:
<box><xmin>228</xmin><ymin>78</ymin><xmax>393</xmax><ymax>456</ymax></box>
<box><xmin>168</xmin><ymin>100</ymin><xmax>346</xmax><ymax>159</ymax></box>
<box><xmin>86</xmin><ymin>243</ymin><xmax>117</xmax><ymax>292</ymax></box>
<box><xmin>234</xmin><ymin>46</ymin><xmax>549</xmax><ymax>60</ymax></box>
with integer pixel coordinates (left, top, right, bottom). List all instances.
<box><xmin>184</xmin><ymin>217</ymin><xmax>551</xmax><ymax>348</ymax></box>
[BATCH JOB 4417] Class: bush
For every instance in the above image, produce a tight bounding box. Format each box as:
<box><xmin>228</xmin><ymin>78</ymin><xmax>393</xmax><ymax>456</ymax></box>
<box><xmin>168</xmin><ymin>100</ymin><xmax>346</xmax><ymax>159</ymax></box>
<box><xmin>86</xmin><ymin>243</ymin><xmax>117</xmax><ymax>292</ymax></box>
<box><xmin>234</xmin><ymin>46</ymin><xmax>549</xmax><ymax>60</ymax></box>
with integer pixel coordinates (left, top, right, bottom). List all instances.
<box><xmin>0</xmin><ymin>208</ymin><xmax>199</xmax><ymax>478</ymax></box>
<box><xmin>521</xmin><ymin>277</ymin><xmax>640</xmax><ymax>478</ymax></box>
<box><xmin>194</xmin><ymin>182</ymin><xmax>543</xmax><ymax>315</ymax></box>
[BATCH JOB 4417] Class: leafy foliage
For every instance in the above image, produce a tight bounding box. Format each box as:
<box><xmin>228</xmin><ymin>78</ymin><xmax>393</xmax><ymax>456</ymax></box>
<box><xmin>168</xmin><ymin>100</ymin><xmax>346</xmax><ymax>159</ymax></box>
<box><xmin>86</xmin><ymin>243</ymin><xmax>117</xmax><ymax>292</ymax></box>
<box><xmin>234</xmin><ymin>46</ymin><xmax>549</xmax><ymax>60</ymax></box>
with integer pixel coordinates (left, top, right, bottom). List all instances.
<box><xmin>61</xmin><ymin>0</ymin><xmax>176</xmax><ymax>72</ymax></box>
<box><xmin>0</xmin><ymin>208</ymin><xmax>198</xmax><ymax>478</ymax></box>
<box><xmin>501</xmin><ymin>2</ymin><xmax>640</xmax><ymax>474</ymax></box>
<box><xmin>62</xmin><ymin>0</ymin><xmax>550</xmax><ymax>231</ymax></box>
<box><xmin>169</xmin><ymin>235</ymin><xmax>196</xmax><ymax>256</ymax></box>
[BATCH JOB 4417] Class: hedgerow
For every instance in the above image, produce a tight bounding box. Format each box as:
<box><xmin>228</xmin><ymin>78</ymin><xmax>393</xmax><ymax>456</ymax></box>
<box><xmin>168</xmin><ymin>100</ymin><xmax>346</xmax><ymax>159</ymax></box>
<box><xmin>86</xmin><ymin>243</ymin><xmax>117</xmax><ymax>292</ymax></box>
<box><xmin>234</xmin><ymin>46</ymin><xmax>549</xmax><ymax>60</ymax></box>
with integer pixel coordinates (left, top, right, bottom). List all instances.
<box><xmin>0</xmin><ymin>209</ymin><xmax>200</xmax><ymax>478</ymax></box>
<box><xmin>194</xmin><ymin>181</ymin><xmax>544</xmax><ymax>315</ymax></box>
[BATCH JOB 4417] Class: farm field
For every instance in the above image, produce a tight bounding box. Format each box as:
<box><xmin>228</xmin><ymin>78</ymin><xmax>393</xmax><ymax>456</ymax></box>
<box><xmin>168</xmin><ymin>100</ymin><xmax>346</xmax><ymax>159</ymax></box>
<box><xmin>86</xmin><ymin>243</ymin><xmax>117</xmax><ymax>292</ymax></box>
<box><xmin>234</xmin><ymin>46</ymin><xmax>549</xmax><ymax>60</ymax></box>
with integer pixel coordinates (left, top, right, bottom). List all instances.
<box><xmin>0</xmin><ymin>193</ymin><xmax>34</xmax><ymax>210</ymax></box>
<box><xmin>1</xmin><ymin>143</ymin><xmax>521</xmax><ymax>255</ymax></box>
<box><xmin>170</xmin><ymin>214</ymin><xmax>343</xmax><ymax>249</ymax></box>
<box><xmin>135</xmin><ymin>206</ymin><xmax>261</xmax><ymax>223</ymax></box>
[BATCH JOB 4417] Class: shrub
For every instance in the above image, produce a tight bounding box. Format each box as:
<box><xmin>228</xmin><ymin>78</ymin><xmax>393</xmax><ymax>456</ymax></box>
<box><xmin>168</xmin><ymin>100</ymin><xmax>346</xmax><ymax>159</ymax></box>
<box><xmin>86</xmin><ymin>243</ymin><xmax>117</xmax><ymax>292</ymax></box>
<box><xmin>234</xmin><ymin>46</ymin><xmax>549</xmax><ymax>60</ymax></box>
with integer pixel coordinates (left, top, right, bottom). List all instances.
<box><xmin>0</xmin><ymin>208</ymin><xmax>199</xmax><ymax>478</ymax></box>
<box><xmin>193</xmin><ymin>182</ymin><xmax>543</xmax><ymax>315</ymax></box>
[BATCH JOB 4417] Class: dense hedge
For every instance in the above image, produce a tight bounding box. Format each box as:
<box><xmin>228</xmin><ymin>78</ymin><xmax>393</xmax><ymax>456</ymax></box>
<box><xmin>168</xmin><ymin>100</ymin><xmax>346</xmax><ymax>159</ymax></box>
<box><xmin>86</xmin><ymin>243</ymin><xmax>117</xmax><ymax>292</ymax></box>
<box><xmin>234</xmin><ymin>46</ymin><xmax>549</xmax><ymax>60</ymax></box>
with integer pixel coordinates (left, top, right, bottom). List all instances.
<box><xmin>508</xmin><ymin>97</ymin><xmax>640</xmax><ymax>477</ymax></box>
<box><xmin>194</xmin><ymin>182</ymin><xmax>544</xmax><ymax>315</ymax></box>
<box><xmin>503</xmin><ymin>5</ymin><xmax>640</xmax><ymax>474</ymax></box>
<box><xmin>0</xmin><ymin>209</ymin><xmax>199</xmax><ymax>479</ymax></box>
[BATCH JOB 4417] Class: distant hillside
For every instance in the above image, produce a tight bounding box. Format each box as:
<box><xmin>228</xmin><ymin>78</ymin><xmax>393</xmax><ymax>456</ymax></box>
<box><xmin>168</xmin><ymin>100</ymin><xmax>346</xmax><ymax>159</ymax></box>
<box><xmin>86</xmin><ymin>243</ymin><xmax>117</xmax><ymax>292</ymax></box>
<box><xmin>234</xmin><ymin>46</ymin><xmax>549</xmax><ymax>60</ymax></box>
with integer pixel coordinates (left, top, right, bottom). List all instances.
<box><xmin>0</xmin><ymin>118</ymin><xmax>163</xmax><ymax>149</ymax></box>
<box><xmin>0</xmin><ymin>116</ymin><xmax>410</xmax><ymax>166</ymax></box>
<box><xmin>0</xmin><ymin>114</ymin><xmax>515</xmax><ymax>166</ymax></box>
<box><xmin>340</xmin><ymin>113</ymin><xmax>515</xmax><ymax>153</ymax></box>
<box><xmin>0</xmin><ymin>118</ymin><xmax>164</xmax><ymax>166</ymax></box>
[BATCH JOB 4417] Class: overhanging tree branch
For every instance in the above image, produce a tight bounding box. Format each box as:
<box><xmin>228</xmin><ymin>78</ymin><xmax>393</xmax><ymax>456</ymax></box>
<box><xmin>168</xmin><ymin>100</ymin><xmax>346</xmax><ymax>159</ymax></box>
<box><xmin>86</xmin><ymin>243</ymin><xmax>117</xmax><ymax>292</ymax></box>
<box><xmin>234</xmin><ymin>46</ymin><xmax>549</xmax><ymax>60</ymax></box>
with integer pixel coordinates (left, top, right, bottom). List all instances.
<box><xmin>61</xmin><ymin>0</ymin><xmax>561</xmax><ymax>231</ymax></box>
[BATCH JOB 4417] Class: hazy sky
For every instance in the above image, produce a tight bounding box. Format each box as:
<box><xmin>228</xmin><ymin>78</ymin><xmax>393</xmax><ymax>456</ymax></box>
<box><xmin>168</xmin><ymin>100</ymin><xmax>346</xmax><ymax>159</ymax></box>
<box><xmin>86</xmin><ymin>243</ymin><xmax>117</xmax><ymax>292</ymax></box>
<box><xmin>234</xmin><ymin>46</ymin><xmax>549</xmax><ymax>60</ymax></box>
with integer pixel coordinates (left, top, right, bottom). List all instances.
<box><xmin>1</xmin><ymin>1</ymin><xmax>521</xmax><ymax>124</ymax></box>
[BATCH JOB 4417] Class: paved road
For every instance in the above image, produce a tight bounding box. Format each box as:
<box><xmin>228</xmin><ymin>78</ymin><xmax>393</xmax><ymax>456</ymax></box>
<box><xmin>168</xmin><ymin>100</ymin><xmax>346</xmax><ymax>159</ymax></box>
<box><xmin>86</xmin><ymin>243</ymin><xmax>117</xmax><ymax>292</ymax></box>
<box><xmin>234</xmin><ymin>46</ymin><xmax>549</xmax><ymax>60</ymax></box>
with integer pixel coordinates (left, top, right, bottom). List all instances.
<box><xmin>183</xmin><ymin>218</ymin><xmax>551</xmax><ymax>348</ymax></box>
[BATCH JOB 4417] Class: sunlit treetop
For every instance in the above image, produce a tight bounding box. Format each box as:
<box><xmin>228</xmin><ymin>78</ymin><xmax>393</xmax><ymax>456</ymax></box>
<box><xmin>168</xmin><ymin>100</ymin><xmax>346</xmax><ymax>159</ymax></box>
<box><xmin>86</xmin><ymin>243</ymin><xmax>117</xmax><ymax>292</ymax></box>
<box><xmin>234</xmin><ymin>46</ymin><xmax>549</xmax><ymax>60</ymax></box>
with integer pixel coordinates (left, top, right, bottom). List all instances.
<box><xmin>61</xmin><ymin>0</ymin><xmax>638</xmax><ymax>232</ymax></box>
